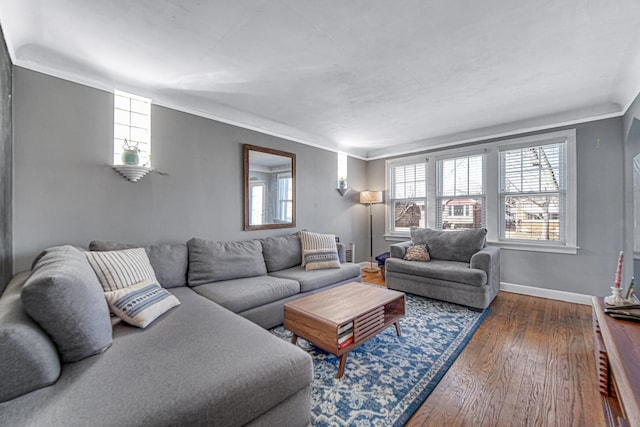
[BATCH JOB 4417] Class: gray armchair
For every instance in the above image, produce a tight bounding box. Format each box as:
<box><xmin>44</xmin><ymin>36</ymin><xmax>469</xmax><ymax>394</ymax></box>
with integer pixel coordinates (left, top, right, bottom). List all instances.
<box><xmin>385</xmin><ymin>228</ymin><xmax>500</xmax><ymax>310</ymax></box>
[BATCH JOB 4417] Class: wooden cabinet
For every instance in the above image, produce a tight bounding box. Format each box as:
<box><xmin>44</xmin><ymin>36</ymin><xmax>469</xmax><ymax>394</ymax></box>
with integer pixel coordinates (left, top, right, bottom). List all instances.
<box><xmin>592</xmin><ymin>297</ymin><xmax>640</xmax><ymax>427</ymax></box>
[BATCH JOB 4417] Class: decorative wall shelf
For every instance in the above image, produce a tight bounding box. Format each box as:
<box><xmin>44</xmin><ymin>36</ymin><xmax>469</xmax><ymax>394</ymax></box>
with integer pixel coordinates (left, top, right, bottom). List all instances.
<box><xmin>112</xmin><ymin>165</ymin><xmax>152</xmax><ymax>182</ymax></box>
<box><xmin>337</xmin><ymin>188</ymin><xmax>352</xmax><ymax>196</ymax></box>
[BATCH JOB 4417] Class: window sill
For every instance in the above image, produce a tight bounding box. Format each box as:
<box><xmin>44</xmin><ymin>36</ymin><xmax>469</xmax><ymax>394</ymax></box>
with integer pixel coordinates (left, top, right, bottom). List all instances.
<box><xmin>385</xmin><ymin>235</ymin><xmax>579</xmax><ymax>254</ymax></box>
<box><xmin>384</xmin><ymin>234</ymin><xmax>410</xmax><ymax>242</ymax></box>
<box><xmin>487</xmin><ymin>240</ymin><xmax>579</xmax><ymax>255</ymax></box>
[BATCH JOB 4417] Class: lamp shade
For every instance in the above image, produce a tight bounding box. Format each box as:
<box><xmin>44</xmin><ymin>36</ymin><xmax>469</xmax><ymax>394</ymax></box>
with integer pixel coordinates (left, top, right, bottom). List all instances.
<box><xmin>360</xmin><ymin>191</ymin><xmax>383</xmax><ymax>204</ymax></box>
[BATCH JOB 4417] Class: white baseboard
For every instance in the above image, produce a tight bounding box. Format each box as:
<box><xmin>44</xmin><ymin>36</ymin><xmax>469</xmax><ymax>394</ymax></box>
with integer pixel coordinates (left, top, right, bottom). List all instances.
<box><xmin>500</xmin><ymin>282</ymin><xmax>593</xmax><ymax>305</ymax></box>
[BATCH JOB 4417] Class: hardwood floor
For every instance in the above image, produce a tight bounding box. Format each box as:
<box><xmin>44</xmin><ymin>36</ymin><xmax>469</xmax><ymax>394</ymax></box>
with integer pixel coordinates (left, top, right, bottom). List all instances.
<box><xmin>360</xmin><ymin>270</ymin><xmax>604</xmax><ymax>427</ymax></box>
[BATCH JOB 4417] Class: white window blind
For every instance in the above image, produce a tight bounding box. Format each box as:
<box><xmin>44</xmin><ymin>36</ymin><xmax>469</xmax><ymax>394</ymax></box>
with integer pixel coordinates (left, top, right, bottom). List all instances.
<box><xmin>437</xmin><ymin>154</ymin><xmax>485</xmax><ymax>230</ymax></box>
<box><xmin>114</xmin><ymin>90</ymin><xmax>151</xmax><ymax>166</ymax></box>
<box><xmin>388</xmin><ymin>161</ymin><xmax>426</xmax><ymax>233</ymax></box>
<box><xmin>499</xmin><ymin>142</ymin><xmax>566</xmax><ymax>242</ymax></box>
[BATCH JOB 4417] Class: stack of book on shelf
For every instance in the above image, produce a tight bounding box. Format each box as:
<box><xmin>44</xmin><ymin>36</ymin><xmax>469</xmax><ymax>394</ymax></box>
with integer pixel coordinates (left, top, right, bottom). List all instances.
<box><xmin>338</xmin><ymin>321</ymin><xmax>354</xmax><ymax>349</ymax></box>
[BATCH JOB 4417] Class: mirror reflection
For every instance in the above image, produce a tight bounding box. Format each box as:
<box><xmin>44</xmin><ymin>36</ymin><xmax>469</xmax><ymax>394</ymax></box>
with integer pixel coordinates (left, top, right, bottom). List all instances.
<box><xmin>244</xmin><ymin>145</ymin><xmax>296</xmax><ymax>230</ymax></box>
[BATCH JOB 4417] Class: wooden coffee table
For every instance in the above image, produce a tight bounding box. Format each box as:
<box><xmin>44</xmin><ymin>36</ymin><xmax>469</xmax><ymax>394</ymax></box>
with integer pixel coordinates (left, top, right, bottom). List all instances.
<box><xmin>284</xmin><ymin>282</ymin><xmax>405</xmax><ymax>378</ymax></box>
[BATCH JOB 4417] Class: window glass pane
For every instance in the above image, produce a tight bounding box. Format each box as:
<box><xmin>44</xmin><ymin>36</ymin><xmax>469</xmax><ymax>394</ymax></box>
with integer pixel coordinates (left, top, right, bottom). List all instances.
<box><xmin>439</xmin><ymin>197</ymin><xmax>484</xmax><ymax>230</ymax></box>
<box><xmin>130</xmin><ymin>112</ymin><xmax>148</xmax><ymax>128</ymax></box>
<box><xmin>114</xmin><ymin>109</ymin><xmax>130</xmax><ymax>125</ymax></box>
<box><xmin>440</xmin><ymin>154</ymin><xmax>483</xmax><ymax>197</ymax></box>
<box><xmin>437</xmin><ymin>154</ymin><xmax>484</xmax><ymax>229</ymax></box>
<box><xmin>114</xmin><ymin>95</ymin><xmax>130</xmax><ymax>110</ymax></box>
<box><xmin>391</xmin><ymin>163</ymin><xmax>425</xmax><ymax>198</ymax></box>
<box><xmin>114</xmin><ymin>124</ymin><xmax>130</xmax><ymax>140</ymax></box>
<box><xmin>392</xmin><ymin>200</ymin><xmax>425</xmax><ymax>232</ymax></box>
<box><xmin>130</xmin><ymin>99</ymin><xmax>149</xmax><ymax>114</ymax></box>
<box><xmin>503</xmin><ymin>195</ymin><xmax>560</xmax><ymax>241</ymax></box>
<box><xmin>130</xmin><ymin>127</ymin><xmax>149</xmax><ymax>142</ymax></box>
<box><xmin>502</xmin><ymin>143</ymin><xmax>564</xmax><ymax>193</ymax></box>
<box><xmin>468</xmin><ymin>156</ymin><xmax>483</xmax><ymax>194</ymax></box>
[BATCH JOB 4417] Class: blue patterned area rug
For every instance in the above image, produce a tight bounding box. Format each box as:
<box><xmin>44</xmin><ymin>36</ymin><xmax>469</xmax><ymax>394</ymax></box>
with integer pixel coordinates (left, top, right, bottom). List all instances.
<box><xmin>271</xmin><ymin>291</ymin><xmax>489</xmax><ymax>426</ymax></box>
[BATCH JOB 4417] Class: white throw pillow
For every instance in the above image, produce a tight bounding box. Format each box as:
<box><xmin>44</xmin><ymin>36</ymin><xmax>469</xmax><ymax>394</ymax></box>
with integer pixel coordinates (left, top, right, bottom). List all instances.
<box><xmin>298</xmin><ymin>231</ymin><xmax>341</xmax><ymax>271</ymax></box>
<box><xmin>104</xmin><ymin>279</ymin><xmax>180</xmax><ymax>328</ymax></box>
<box><xmin>85</xmin><ymin>248</ymin><xmax>157</xmax><ymax>292</ymax></box>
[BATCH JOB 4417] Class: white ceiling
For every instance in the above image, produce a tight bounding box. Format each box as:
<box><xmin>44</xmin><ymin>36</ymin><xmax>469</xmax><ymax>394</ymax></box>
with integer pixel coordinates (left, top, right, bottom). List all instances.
<box><xmin>2</xmin><ymin>1</ymin><xmax>640</xmax><ymax>159</ymax></box>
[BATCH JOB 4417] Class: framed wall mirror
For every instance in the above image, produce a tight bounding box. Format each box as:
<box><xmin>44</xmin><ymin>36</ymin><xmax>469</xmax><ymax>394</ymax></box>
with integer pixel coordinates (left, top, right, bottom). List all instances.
<box><xmin>244</xmin><ymin>144</ymin><xmax>296</xmax><ymax>231</ymax></box>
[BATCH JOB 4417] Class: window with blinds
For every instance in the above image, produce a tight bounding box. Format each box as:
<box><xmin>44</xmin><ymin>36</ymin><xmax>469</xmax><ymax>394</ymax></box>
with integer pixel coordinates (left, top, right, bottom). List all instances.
<box><xmin>437</xmin><ymin>154</ymin><xmax>485</xmax><ymax>230</ymax></box>
<box><xmin>114</xmin><ymin>90</ymin><xmax>151</xmax><ymax>166</ymax></box>
<box><xmin>499</xmin><ymin>142</ymin><xmax>566</xmax><ymax>242</ymax></box>
<box><xmin>388</xmin><ymin>160</ymin><xmax>427</xmax><ymax>233</ymax></box>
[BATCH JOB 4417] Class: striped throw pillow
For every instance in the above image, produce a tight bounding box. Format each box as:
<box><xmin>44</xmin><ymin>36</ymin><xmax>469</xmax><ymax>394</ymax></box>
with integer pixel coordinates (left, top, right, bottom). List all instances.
<box><xmin>104</xmin><ymin>280</ymin><xmax>180</xmax><ymax>328</ymax></box>
<box><xmin>85</xmin><ymin>248</ymin><xmax>157</xmax><ymax>292</ymax></box>
<box><xmin>299</xmin><ymin>231</ymin><xmax>340</xmax><ymax>271</ymax></box>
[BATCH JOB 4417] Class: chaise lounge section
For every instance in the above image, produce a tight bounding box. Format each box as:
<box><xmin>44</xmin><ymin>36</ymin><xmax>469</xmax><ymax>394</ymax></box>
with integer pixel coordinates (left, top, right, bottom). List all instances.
<box><xmin>0</xmin><ymin>231</ymin><xmax>361</xmax><ymax>426</ymax></box>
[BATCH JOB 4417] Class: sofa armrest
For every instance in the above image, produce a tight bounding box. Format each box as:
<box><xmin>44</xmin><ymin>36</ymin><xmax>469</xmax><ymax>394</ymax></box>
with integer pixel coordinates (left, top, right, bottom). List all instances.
<box><xmin>390</xmin><ymin>241</ymin><xmax>413</xmax><ymax>259</ymax></box>
<box><xmin>471</xmin><ymin>246</ymin><xmax>501</xmax><ymax>292</ymax></box>
<box><xmin>337</xmin><ymin>242</ymin><xmax>346</xmax><ymax>263</ymax></box>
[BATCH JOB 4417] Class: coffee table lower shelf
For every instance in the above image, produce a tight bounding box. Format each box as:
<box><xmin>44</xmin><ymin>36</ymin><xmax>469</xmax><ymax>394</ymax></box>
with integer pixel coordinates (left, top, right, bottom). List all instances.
<box><xmin>290</xmin><ymin>320</ymin><xmax>402</xmax><ymax>378</ymax></box>
<box><xmin>284</xmin><ymin>283</ymin><xmax>405</xmax><ymax>378</ymax></box>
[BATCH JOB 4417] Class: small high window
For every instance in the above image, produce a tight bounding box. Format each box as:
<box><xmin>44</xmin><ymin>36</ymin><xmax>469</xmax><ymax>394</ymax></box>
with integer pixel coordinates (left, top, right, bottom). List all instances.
<box><xmin>114</xmin><ymin>90</ymin><xmax>151</xmax><ymax>166</ymax></box>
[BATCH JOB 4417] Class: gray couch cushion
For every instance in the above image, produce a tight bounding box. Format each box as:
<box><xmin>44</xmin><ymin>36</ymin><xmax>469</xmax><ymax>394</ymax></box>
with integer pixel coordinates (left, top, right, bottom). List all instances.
<box><xmin>187</xmin><ymin>238</ymin><xmax>267</xmax><ymax>285</ymax></box>
<box><xmin>385</xmin><ymin>258</ymin><xmax>487</xmax><ymax>287</ymax></box>
<box><xmin>0</xmin><ymin>272</ymin><xmax>61</xmax><ymax>403</ymax></box>
<box><xmin>192</xmin><ymin>275</ymin><xmax>300</xmax><ymax>313</ymax></box>
<box><xmin>89</xmin><ymin>241</ymin><xmax>188</xmax><ymax>288</ymax></box>
<box><xmin>261</xmin><ymin>234</ymin><xmax>301</xmax><ymax>272</ymax></box>
<box><xmin>411</xmin><ymin>227</ymin><xmax>487</xmax><ymax>263</ymax></box>
<box><xmin>21</xmin><ymin>245</ymin><xmax>113</xmax><ymax>363</ymax></box>
<box><xmin>0</xmin><ymin>287</ymin><xmax>313</xmax><ymax>426</ymax></box>
<box><xmin>269</xmin><ymin>263</ymin><xmax>361</xmax><ymax>293</ymax></box>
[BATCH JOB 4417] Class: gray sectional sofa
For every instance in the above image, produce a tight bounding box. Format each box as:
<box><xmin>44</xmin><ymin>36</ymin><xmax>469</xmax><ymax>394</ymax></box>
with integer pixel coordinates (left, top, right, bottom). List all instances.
<box><xmin>0</xmin><ymin>233</ymin><xmax>361</xmax><ymax>426</ymax></box>
<box><xmin>385</xmin><ymin>227</ymin><xmax>500</xmax><ymax>310</ymax></box>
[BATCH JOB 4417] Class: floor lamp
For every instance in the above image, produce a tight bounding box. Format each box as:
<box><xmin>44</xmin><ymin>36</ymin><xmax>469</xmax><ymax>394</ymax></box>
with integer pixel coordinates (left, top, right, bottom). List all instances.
<box><xmin>360</xmin><ymin>190</ymin><xmax>383</xmax><ymax>273</ymax></box>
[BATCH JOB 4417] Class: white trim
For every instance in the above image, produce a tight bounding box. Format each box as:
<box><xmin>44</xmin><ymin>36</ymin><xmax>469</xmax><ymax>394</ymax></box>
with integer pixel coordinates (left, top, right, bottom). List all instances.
<box><xmin>488</xmin><ymin>240</ymin><xmax>579</xmax><ymax>254</ymax></box>
<box><xmin>500</xmin><ymin>281</ymin><xmax>593</xmax><ymax>305</ymax></box>
<box><xmin>10</xmin><ymin>60</ymin><xmax>631</xmax><ymax>162</ymax></box>
<box><xmin>384</xmin><ymin>234</ymin><xmax>410</xmax><ymax>242</ymax></box>
<box><xmin>384</xmin><ymin>155</ymin><xmax>428</xmax><ymax>236</ymax></box>
<box><xmin>365</xmin><ymin>111</ymin><xmax>623</xmax><ymax>161</ymax></box>
<box><xmin>495</xmin><ymin>129</ymin><xmax>577</xmax><ymax>250</ymax></box>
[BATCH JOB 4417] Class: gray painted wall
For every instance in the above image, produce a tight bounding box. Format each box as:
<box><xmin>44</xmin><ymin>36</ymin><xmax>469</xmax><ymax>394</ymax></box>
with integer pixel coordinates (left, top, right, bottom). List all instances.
<box><xmin>0</xmin><ymin>28</ymin><xmax>11</xmax><ymax>294</ymax></box>
<box><xmin>12</xmin><ymin>67</ymin><xmax>369</xmax><ymax>272</ymax></box>
<box><xmin>368</xmin><ymin>118</ymin><xmax>625</xmax><ymax>297</ymax></box>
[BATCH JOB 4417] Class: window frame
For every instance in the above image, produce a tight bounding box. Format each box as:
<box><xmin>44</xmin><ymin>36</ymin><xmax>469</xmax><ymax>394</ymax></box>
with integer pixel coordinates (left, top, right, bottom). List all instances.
<box><xmin>384</xmin><ymin>129</ymin><xmax>577</xmax><ymax>254</ymax></box>
<box><xmin>114</xmin><ymin>90</ymin><xmax>151</xmax><ymax>167</ymax></box>
<box><xmin>436</xmin><ymin>151</ymin><xmax>486</xmax><ymax>230</ymax></box>
<box><xmin>384</xmin><ymin>154</ymin><xmax>428</xmax><ymax>237</ymax></box>
<box><xmin>494</xmin><ymin>130</ymin><xmax>576</xmax><ymax>253</ymax></box>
